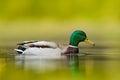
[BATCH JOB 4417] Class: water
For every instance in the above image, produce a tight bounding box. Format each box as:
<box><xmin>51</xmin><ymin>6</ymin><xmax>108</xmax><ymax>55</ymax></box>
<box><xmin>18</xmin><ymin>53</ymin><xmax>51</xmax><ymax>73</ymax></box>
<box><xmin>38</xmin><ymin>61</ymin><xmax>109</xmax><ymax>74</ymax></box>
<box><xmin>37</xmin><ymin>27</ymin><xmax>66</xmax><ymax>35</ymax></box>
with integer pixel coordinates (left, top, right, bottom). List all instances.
<box><xmin>0</xmin><ymin>47</ymin><xmax>120</xmax><ymax>80</ymax></box>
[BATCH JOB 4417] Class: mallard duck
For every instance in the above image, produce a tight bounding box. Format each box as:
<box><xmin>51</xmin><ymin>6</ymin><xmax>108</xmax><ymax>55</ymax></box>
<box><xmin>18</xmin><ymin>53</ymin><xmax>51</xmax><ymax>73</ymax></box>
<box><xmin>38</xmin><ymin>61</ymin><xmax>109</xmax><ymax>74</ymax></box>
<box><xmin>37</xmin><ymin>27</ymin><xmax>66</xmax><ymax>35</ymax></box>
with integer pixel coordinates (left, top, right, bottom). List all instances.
<box><xmin>14</xmin><ymin>30</ymin><xmax>95</xmax><ymax>55</ymax></box>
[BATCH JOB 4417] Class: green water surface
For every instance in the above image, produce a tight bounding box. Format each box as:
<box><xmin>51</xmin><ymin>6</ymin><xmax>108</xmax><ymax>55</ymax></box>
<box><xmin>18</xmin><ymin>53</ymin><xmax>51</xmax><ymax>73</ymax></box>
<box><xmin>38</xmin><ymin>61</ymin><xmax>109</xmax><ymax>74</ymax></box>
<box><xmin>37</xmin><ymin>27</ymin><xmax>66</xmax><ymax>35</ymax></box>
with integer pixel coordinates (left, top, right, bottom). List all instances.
<box><xmin>0</xmin><ymin>46</ymin><xmax>120</xmax><ymax>80</ymax></box>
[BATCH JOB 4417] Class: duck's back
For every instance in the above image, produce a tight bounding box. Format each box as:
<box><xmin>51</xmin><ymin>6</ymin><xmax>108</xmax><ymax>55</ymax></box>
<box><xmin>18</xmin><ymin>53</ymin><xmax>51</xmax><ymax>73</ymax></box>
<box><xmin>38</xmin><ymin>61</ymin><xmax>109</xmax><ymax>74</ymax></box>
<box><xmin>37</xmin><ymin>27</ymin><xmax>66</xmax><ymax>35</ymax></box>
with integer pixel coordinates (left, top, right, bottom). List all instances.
<box><xmin>15</xmin><ymin>41</ymin><xmax>61</xmax><ymax>55</ymax></box>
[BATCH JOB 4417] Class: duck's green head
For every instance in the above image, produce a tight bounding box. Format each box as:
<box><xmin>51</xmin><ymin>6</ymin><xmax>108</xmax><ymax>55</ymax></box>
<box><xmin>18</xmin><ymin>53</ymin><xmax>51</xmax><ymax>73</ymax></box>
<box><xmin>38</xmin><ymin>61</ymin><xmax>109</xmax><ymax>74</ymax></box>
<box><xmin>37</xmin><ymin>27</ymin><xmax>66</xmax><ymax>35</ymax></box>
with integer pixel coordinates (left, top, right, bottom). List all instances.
<box><xmin>69</xmin><ymin>30</ymin><xmax>95</xmax><ymax>46</ymax></box>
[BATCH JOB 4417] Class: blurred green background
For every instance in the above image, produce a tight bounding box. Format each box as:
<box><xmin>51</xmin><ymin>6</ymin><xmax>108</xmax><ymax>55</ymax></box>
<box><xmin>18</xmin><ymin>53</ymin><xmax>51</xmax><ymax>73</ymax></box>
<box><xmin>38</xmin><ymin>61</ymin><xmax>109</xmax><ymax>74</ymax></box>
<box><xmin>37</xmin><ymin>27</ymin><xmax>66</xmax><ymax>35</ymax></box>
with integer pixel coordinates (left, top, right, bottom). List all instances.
<box><xmin>0</xmin><ymin>1</ymin><xmax>120</xmax><ymax>80</ymax></box>
<box><xmin>0</xmin><ymin>0</ymin><xmax>120</xmax><ymax>49</ymax></box>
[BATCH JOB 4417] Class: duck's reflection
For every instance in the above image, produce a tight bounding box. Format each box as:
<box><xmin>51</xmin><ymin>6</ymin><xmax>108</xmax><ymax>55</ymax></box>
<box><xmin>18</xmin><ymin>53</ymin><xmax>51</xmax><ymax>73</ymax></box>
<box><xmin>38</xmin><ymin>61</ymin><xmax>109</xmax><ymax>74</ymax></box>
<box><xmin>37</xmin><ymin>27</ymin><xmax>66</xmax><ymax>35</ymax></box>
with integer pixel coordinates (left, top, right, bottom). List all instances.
<box><xmin>15</xmin><ymin>54</ymin><xmax>85</xmax><ymax>76</ymax></box>
<box><xmin>67</xmin><ymin>54</ymin><xmax>86</xmax><ymax>79</ymax></box>
<box><xmin>67</xmin><ymin>54</ymin><xmax>79</xmax><ymax>75</ymax></box>
<box><xmin>15</xmin><ymin>54</ymin><xmax>66</xmax><ymax>72</ymax></box>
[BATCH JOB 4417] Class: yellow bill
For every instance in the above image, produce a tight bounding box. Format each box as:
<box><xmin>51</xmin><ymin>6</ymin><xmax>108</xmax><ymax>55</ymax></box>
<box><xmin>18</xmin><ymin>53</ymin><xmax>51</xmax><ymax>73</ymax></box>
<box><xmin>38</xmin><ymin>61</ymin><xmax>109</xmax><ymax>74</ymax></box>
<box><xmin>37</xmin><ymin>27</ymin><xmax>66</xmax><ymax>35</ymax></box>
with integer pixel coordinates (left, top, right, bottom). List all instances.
<box><xmin>84</xmin><ymin>38</ymin><xmax>95</xmax><ymax>46</ymax></box>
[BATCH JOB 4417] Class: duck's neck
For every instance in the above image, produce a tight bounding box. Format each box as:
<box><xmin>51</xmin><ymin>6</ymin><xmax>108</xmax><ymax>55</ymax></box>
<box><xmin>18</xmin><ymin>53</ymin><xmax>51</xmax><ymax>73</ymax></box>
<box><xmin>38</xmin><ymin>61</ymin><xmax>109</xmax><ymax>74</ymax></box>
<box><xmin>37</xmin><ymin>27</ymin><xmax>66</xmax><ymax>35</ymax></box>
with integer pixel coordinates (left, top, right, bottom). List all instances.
<box><xmin>69</xmin><ymin>37</ymin><xmax>80</xmax><ymax>47</ymax></box>
<box><xmin>69</xmin><ymin>41</ymin><xmax>79</xmax><ymax>47</ymax></box>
